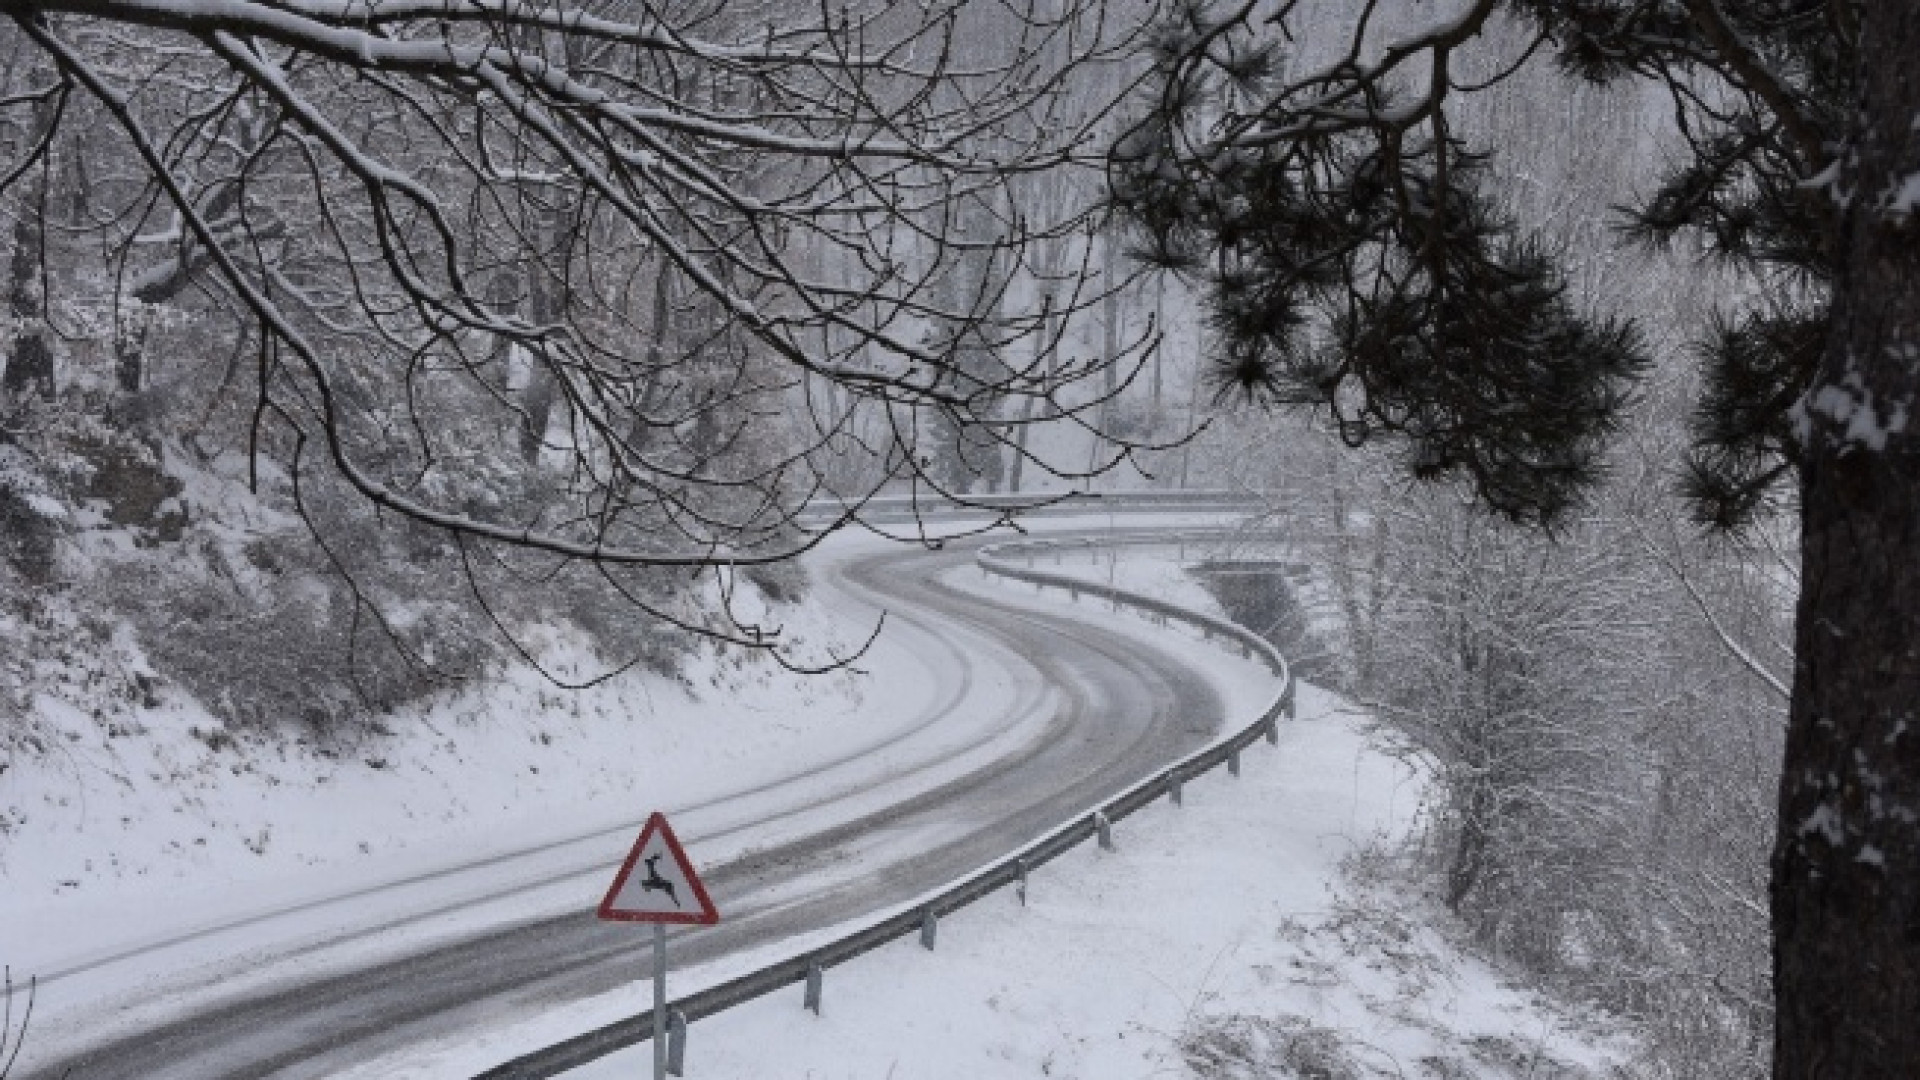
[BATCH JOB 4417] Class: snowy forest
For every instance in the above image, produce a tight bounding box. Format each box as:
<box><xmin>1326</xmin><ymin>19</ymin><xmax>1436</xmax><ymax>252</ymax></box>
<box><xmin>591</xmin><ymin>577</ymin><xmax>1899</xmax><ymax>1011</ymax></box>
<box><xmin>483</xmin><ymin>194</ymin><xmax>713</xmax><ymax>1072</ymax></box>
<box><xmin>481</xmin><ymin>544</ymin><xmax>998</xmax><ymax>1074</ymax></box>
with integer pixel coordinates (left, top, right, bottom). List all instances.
<box><xmin>1</xmin><ymin>0</ymin><xmax>1915</xmax><ymax>1077</ymax></box>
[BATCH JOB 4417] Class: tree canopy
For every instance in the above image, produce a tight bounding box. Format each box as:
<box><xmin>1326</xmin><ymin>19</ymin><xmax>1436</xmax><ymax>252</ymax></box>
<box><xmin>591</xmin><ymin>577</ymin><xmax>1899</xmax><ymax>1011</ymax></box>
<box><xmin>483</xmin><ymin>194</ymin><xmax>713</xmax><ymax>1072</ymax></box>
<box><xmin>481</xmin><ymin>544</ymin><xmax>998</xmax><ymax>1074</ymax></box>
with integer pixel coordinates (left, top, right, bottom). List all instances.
<box><xmin>1</xmin><ymin>0</ymin><xmax>1153</xmax><ymax>578</ymax></box>
<box><xmin>1111</xmin><ymin>0</ymin><xmax>1836</xmax><ymax>527</ymax></box>
<box><xmin>1111</xmin><ymin>0</ymin><xmax>1920</xmax><ymax>1074</ymax></box>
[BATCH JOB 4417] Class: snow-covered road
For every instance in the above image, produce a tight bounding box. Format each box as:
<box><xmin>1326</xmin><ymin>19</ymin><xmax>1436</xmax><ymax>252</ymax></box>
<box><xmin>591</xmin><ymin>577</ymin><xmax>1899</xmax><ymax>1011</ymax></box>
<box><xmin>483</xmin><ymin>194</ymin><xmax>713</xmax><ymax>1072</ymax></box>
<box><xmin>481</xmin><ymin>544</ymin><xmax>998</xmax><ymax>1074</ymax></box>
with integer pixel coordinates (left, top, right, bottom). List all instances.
<box><xmin>12</xmin><ymin>517</ymin><xmax>1274</xmax><ymax>1079</ymax></box>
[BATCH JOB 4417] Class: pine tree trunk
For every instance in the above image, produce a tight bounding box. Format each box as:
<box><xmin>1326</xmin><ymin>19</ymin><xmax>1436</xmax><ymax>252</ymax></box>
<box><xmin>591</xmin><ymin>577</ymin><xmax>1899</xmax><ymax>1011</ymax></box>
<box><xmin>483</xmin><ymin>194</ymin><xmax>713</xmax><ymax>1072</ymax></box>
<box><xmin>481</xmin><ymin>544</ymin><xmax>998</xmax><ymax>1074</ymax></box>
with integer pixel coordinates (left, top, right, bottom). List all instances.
<box><xmin>1773</xmin><ymin>6</ymin><xmax>1920</xmax><ymax>1074</ymax></box>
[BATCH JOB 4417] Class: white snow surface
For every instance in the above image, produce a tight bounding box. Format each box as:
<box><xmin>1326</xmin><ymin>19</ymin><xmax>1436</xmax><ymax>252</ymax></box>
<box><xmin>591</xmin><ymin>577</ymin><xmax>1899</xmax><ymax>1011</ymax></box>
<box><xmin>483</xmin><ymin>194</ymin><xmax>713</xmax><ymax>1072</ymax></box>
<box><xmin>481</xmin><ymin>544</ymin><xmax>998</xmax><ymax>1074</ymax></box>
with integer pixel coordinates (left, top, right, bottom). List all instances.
<box><xmin>1</xmin><ymin>518</ymin><xmax>1627</xmax><ymax>1076</ymax></box>
<box><xmin>2</xmin><ymin>526</ymin><xmax>981</xmax><ymax>1054</ymax></box>
<box><xmin>391</xmin><ymin>691</ymin><xmax>1626</xmax><ymax>1079</ymax></box>
<box><xmin>0</xmin><ymin>515</ymin><xmax>1234</xmax><ymax>1056</ymax></box>
<box><xmin>333</xmin><ymin>557</ymin><xmax>1629</xmax><ymax>1079</ymax></box>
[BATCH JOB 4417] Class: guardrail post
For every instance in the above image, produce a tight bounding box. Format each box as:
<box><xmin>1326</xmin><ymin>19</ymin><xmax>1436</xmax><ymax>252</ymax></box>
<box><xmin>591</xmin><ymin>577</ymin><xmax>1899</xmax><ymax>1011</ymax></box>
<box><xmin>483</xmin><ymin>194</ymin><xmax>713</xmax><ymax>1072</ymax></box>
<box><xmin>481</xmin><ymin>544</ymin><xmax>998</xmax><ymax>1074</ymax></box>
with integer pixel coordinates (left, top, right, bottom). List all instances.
<box><xmin>1265</xmin><ymin>715</ymin><xmax>1279</xmax><ymax>745</ymax></box>
<box><xmin>666</xmin><ymin>1011</ymin><xmax>688</xmax><ymax>1076</ymax></box>
<box><xmin>1229</xmin><ymin>746</ymin><xmax>1241</xmax><ymax>777</ymax></box>
<box><xmin>1094</xmin><ymin>811</ymin><xmax>1114</xmax><ymax>851</ymax></box>
<box><xmin>803</xmin><ymin>960</ymin><xmax>824</xmax><ymax>1014</ymax></box>
<box><xmin>1014</xmin><ymin>859</ymin><xmax>1029</xmax><ymax>906</ymax></box>
<box><xmin>1168</xmin><ymin>770</ymin><xmax>1184</xmax><ymax>806</ymax></box>
<box><xmin>1284</xmin><ymin>686</ymin><xmax>1297</xmax><ymax>720</ymax></box>
<box><xmin>920</xmin><ymin>910</ymin><xmax>939</xmax><ymax>950</ymax></box>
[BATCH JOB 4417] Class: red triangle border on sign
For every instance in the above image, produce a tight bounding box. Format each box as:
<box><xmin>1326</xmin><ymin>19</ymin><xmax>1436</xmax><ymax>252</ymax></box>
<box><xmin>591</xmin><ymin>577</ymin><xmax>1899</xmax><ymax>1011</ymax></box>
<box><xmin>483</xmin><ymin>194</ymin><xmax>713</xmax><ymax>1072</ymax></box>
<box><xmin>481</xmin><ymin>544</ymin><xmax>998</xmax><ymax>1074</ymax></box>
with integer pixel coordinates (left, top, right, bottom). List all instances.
<box><xmin>597</xmin><ymin>811</ymin><xmax>721</xmax><ymax>925</ymax></box>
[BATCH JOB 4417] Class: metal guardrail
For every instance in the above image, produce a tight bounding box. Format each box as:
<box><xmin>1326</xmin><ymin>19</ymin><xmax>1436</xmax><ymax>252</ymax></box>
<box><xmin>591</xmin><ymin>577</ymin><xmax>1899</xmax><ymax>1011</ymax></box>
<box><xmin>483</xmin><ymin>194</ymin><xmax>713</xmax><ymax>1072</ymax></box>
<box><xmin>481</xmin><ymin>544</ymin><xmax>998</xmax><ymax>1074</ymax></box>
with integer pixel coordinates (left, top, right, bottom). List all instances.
<box><xmin>794</xmin><ymin>488</ymin><xmax>1270</xmax><ymax>526</ymax></box>
<box><xmin>974</xmin><ymin>537</ymin><xmax>1293</xmax><ymax>673</ymax></box>
<box><xmin>476</xmin><ymin>532</ymin><xmax>1295</xmax><ymax>1080</ymax></box>
<box><xmin>984</xmin><ymin>527</ymin><xmax>1292</xmax><ymax>559</ymax></box>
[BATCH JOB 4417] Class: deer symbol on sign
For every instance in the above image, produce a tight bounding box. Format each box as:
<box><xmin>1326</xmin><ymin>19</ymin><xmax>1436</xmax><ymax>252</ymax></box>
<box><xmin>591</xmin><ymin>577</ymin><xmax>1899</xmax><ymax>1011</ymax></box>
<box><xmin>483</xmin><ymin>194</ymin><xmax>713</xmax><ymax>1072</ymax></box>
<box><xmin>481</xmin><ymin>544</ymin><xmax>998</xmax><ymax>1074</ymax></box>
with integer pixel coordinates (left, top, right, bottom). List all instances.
<box><xmin>640</xmin><ymin>854</ymin><xmax>680</xmax><ymax>907</ymax></box>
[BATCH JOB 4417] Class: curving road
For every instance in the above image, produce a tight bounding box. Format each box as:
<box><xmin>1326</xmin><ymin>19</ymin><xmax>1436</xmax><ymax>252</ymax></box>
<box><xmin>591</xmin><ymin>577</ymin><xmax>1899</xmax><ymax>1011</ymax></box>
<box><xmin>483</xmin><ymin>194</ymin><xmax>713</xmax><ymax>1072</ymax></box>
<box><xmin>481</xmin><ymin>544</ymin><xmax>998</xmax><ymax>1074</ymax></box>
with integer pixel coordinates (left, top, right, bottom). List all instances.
<box><xmin>22</xmin><ymin>530</ymin><xmax>1230</xmax><ymax>1080</ymax></box>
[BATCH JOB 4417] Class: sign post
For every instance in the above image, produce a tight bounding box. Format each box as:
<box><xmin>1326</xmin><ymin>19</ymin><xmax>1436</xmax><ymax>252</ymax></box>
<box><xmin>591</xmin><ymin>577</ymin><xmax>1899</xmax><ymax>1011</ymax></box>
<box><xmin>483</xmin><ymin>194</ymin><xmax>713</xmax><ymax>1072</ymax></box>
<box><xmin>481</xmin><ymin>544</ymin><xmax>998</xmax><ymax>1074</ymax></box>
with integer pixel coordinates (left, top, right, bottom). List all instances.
<box><xmin>599</xmin><ymin>812</ymin><xmax>720</xmax><ymax>1080</ymax></box>
<box><xmin>653</xmin><ymin>924</ymin><xmax>667</xmax><ymax>1079</ymax></box>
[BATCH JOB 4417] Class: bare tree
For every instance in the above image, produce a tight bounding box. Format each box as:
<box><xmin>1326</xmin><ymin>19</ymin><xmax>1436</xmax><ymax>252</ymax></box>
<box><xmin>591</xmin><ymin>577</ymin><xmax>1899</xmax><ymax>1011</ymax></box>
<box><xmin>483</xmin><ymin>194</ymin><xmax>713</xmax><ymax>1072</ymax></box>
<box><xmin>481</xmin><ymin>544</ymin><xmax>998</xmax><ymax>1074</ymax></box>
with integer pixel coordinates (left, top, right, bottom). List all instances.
<box><xmin>0</xmin><ymin>0</ymin><xmax>1162</xmax><ymax>661</ymax></box>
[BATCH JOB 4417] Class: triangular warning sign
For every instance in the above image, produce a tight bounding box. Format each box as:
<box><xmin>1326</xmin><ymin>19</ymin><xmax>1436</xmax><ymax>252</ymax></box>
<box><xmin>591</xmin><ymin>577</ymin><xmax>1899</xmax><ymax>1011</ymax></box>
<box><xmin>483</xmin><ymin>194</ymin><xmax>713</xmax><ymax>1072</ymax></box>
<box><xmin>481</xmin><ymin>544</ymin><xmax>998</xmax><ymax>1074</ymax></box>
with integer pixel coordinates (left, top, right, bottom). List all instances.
<box><xmin>598</xmin><ymin>812</ymin><xmax>720</xmax><ymax>925</ymax></box>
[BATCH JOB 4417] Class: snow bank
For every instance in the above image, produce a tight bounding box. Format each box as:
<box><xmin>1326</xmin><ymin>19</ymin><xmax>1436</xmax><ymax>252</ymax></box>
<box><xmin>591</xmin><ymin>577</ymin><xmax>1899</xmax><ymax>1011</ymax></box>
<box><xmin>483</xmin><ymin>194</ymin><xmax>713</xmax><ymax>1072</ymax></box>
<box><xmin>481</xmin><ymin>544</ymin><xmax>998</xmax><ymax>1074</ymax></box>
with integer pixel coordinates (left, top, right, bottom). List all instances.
<box><xmin>349</xmin><ymin>548</ymin><xmax>1628</xmax><ymax>1079</ymax></box>
<box><xmin>380</xmin><ymin>686</ymin><xmax>1628</xmax><ymax>1079</ymax></box>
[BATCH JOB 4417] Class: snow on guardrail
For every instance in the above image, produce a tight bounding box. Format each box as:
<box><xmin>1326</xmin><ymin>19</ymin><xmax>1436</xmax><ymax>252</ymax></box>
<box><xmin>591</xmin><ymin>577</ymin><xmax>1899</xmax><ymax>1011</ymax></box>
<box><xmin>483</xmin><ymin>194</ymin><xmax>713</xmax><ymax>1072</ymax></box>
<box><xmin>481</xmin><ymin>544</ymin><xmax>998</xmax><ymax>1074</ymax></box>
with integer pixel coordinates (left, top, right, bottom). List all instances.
<box><xmin>794</xmin><ymin>488</ymin><xmax>1269</xmax><ymax>527</ymax></box>
<box><xmin>476</xmin><ymin>528</ymin><xmax>1295</xmax><ymax>1080</ymax></box>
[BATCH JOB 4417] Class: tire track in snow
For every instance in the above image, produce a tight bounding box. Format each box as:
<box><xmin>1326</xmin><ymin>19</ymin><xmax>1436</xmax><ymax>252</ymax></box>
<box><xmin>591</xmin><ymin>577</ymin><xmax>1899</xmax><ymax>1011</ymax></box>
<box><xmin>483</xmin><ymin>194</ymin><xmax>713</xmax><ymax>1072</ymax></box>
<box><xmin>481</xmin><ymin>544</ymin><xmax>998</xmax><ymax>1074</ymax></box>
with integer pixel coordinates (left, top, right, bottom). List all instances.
<box><xmin>20</xmin><ymin>534</ymin><xmax>1226</xmax><ymax>1080</ymax></box>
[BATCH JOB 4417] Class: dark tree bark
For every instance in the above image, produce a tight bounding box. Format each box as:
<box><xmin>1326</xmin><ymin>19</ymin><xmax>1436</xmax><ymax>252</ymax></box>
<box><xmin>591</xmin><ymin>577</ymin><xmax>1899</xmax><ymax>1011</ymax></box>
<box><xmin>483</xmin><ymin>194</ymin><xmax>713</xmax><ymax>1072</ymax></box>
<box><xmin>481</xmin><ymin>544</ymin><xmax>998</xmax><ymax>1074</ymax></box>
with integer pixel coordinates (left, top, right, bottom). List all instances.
<box><xmin>2</xmin><ymin>72</ymin><xmax>56</xmax><ymax>402</ymax></box>
<box><xmin>517</xmin><ymin>226</ymin><xmax>569</xmax><ymax>466</ymax></box>
<box><xmin>3</xmin><ymin>176</ymin><xmax>53</xmax><ymax>401</ymax></box>
<box><xmin>621</xmin><ymin>261</ymin><xmax>672</xmax><ymax>459</ymax></box>
<box><xmin>114</xmin><ymin>316</ymin><xmax>147</xmax><ymax>393</ymax></box>
<box><xmin>1774</xmin><ymin>5</ymin><xmax>1920</xmax><ymax>1074</ymax></box>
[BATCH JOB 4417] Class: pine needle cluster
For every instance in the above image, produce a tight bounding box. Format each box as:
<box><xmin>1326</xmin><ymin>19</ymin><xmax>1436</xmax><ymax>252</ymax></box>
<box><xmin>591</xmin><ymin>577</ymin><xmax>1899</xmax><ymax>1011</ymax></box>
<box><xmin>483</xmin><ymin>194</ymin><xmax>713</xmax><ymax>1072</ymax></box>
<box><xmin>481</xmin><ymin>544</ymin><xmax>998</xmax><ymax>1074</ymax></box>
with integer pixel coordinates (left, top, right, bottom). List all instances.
<box><xmin>1111</xmin><ymin>0</ymin><xmax>1847</xmax><ymax>529</ymax></box>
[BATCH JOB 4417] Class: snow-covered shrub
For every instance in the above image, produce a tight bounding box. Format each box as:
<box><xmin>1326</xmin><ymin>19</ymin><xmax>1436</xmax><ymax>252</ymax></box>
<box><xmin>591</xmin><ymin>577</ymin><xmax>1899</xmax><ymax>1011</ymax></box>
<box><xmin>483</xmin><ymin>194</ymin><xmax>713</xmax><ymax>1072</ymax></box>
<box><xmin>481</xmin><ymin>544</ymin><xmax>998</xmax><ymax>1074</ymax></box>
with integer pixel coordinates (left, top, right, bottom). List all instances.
<box><xmin>90</xmin><ymin>457</ymin><xmax>701</xmax><ymax>734</ymax></box>
<box><xmin>100</xmin><ymin>542</ymin><xmax>478</xmax><ymax>735</ymax></box>
<box><xmin>1188</xmin><ymin>562</ymin><xmax>1340</xmax><ymax>687</ymax></box>
<box><xmin>1180</xmin><ymin>1014</ymin><xmax>1364</xmax><ymax>1080</ymax></box>
<box><xmin>0</xmin><ymin>377</ymin><xmax>708</xmax><ymax>742</ymax></box>
<box><xmin>0</xmin><ymin>449</ymin><xmax>60</xmax><ymax>586</ymax></box>
<box><xmin>1204</xmin><ymin>410</ymin><xmax>1779</xmax><ymax>1077</ymax></box>
<box><xmin>741</xmin><ymin>559</ymin><xmax>809</xmax><ymax>607</ymax></box>
<box><xmin>1361</xmin><ymin>494</ymin><xmax>1652</xmax><ymax>976</ymax></box>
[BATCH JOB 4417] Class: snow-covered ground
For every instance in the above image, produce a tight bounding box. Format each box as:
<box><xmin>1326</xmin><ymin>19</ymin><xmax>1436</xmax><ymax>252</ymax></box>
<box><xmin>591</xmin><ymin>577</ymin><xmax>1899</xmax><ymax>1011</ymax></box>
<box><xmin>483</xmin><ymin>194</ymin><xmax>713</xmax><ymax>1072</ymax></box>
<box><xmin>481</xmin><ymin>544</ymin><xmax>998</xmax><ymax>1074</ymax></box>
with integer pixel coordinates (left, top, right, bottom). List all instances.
<box><xmin>328</xmin><ymin>554</ymin><xmax>1630</xmax><ymax>1079</ymax></box>
<box><xmin>2</xmin><ymin>520</ymin><xmax>1629</xmax><ymax>1077</ymax></box>
<box><xmin>3</xmin><ymin>525</ymin><xmax>1037</xmax><ymax>1058</ymax></box>
<box><xmin>0</xmin><ymin>515</ymin><xmax>1231</xmax><ymax>1057</ymax></box>
<box><xmin>551</xmin><ymin>686</ymin><xmax>1625</xmax><ymax>1080</ymax></box>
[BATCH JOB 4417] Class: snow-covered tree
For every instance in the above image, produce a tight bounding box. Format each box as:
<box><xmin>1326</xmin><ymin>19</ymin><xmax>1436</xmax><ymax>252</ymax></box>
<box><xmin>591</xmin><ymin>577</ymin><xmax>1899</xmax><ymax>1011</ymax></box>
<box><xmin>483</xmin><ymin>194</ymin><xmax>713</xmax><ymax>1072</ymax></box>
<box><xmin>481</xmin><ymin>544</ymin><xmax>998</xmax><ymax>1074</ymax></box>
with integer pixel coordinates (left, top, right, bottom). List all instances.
<box><xmin>0</xmin><ymin>0</ymin><xmax>1168</xmax><ymax>687</ymax></box>
<box><xmin>0</xmin><ymin>0</ymin><xmax>1152</xmax><ymax>575</ymax></box>
<box><xmin>1111</xmin><ymin>0</ymin><xmax>1920</xmax><ymax>1071</ymax></box>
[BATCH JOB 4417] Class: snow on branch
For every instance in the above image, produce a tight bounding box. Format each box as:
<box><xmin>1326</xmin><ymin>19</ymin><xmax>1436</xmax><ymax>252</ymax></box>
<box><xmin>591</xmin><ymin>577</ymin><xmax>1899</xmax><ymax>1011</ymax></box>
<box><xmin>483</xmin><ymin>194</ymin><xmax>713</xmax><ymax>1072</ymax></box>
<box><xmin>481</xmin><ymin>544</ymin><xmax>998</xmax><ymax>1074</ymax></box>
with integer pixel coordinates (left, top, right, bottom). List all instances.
<box><xmin>1</xmin><ymin>0</ymin><xmax>1165</xmax><ymax>587</ymax></box>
